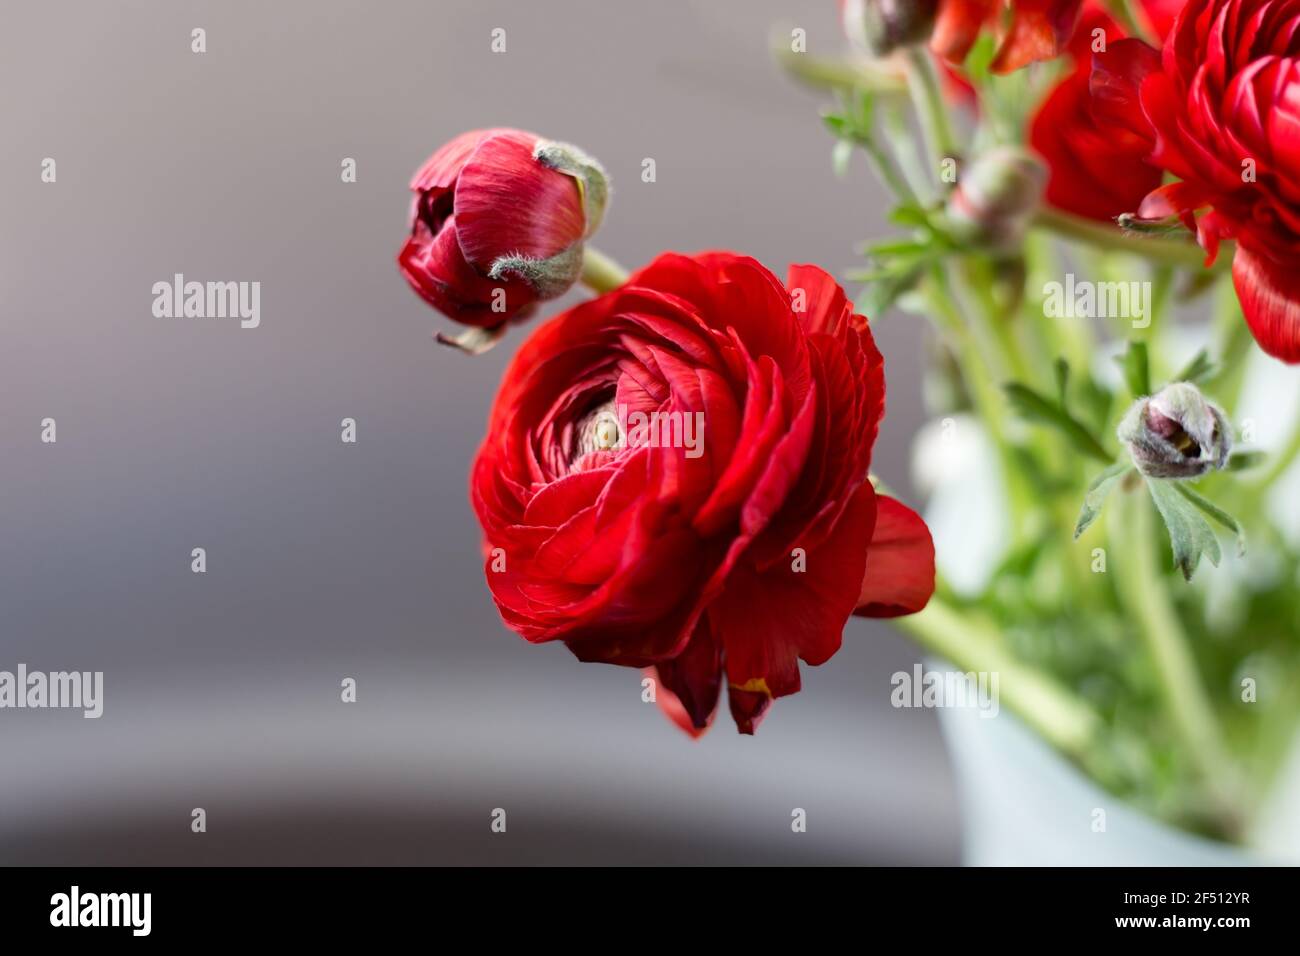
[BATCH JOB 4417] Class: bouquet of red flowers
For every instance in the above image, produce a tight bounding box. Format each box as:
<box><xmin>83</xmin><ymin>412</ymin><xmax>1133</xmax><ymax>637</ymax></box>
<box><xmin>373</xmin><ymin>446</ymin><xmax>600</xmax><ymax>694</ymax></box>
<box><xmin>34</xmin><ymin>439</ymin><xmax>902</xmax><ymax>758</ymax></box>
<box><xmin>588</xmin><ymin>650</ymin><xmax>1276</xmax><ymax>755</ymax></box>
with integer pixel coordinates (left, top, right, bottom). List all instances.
<box><xmin>399</xmin><ymin>0</ymin><xmax>1300</xmax><ymax>849</ymax></box>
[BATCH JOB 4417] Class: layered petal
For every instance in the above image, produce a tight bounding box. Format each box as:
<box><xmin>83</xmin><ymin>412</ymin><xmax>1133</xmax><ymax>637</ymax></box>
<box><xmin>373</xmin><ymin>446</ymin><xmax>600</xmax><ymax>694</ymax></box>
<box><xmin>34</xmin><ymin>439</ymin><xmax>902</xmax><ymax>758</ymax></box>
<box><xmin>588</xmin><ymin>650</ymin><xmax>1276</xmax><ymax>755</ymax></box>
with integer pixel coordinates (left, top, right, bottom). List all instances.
<box><xmin>1233</xmin><ymin>241</ymin><xmax>1300</xmax><ymax>362</ymax></box>
<box><xmin>855</xmin><ymin>495</ymin><xmax>937</xmax><ymax>618</ymax></box>
<box><xmin>469</xmin><ymin>251</ymin><xmax>932</xmax><ymax>735</ymax></box>
<box><xmin>398</xmin><ymin>128</ymin><xmax>607</xmax><ymax>333</ymax></box>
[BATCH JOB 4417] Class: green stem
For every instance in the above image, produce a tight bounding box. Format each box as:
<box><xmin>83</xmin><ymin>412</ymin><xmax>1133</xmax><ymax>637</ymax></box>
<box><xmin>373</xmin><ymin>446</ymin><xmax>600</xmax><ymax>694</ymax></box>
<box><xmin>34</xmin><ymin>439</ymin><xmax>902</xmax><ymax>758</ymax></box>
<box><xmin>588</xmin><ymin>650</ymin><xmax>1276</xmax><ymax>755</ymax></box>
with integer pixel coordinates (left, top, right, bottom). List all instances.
<box><xmin>1033</xmin><ymin>207</ymin><xmax>1229</xmax><ymax>272</ymax></box>
<box><xmin>904</xmin><ymin>48</ymin><xmax>959</xmax><ymax>175</ymax></box>
<box><xmin>772</xmin><ymin>45</ymin><xmax>907</xmax><ymax>95</ymax></box>
<box><xmin>895</xmin><ymin>599</ymin><xmax>1103</xmax><ymax>760</ymax></box>
<box><xmin>580</xmin><ymin>246</ymin><xmax>629</xmax><ymax>294</ymax></box>
<box><xmin>1252</xmin><ymin>414</ymin><xmax>1300</xmax><ymax>490</ymax></box>
<box><xmin>853</xmin><ymin>128</ymin><xmax>918</xmax><ymax>204</ymax></box>
<box><xmin>1111</xmin><ymin>486</ymin><xmax>1245</xmax><ymax>837</ymax></box>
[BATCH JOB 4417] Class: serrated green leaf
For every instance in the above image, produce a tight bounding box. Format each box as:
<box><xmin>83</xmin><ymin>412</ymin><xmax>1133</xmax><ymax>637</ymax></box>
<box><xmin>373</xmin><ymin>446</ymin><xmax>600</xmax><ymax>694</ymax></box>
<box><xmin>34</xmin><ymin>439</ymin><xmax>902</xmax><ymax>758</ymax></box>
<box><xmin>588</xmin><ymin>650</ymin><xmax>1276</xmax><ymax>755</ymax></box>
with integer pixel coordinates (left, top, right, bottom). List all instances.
<box><xmin>1172</xmin><ymin>483</ymin><xmax>1246</xmax><ymax>556</ymax></box>
<box><xmin>1146</xmin><ymin>478</ymin><xmax>1222</xmax><ymax>580</ymax></box>
<box><xmin>1116</xmin><ymin>341</ymin><xmax>1150</xmax><ymax>398</ymax></box>
<box><xmin>1172</xmin><ymin>348</ymin><xmax>1215</xmax><ymax>385</ymax></box>
<box><xmin>1075</xmin><ymin>462</ymin><xmax>1133</xmax><ymax>539</ymax></box>
<box><xmin>1004</xmin><ymin>383</ymin><xmax>1113</xmax><ymax>463</ymax></box>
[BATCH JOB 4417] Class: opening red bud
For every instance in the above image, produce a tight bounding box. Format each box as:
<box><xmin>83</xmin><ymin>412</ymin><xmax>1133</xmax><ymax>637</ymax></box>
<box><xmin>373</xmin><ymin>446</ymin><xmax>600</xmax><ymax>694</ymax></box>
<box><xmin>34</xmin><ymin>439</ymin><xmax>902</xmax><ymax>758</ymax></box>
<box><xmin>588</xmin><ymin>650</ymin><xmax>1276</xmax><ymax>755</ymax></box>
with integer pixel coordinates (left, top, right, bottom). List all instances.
<box><xmin>397</xmin><ymin>128</ymin><xmax>609</xmax><ymax>332</ymax></box>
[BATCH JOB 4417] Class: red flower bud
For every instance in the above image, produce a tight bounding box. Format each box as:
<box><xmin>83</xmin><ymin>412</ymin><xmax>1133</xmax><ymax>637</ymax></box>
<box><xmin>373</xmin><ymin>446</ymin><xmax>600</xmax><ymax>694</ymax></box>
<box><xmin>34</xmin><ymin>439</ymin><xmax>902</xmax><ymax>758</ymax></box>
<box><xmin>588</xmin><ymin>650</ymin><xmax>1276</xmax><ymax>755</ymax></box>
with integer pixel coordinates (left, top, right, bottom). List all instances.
<box><xmin>398</xmin><ymin>128</ymin><xmax>608</xmax><ymax>329</ymax></box>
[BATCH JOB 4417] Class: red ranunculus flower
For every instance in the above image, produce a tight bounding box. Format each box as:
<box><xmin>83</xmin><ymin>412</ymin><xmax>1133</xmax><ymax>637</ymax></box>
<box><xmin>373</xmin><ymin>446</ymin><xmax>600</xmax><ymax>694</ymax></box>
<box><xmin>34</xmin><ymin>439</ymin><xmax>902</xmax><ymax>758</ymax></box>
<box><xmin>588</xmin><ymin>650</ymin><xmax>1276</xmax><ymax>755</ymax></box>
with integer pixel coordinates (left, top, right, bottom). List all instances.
<box><xmin>471</xmin><ymin>252</ymin><xmax>935</xmax><ymax>734</ymax></box>
<box><xmin>398</xmin><ymin>129</ymin><xmax>607</xmax><ymax>330</ymax></box>
<box><xmin>933</xmin><ymin>0</ymin><xmax>1085</xmax><ymax>72</ymax></box>
<box><xmin>1090</xmin><ymin>0</ymin><xmax>1300</xmax><ymax>362</ymax></box>
<box><xmin>1028</xmin><ymin>2</ymin><xmax>1181</xmax><ymax>222</ymax></box>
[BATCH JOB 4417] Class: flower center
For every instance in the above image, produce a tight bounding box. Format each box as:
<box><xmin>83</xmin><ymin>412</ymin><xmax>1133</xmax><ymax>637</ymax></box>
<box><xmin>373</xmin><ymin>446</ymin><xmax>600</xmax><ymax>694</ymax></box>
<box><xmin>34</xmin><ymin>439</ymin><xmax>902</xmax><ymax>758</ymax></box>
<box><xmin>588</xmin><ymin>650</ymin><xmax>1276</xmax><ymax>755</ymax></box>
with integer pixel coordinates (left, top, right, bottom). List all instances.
<box><xmin>570</xmin><ymin>399</ymin><xmax>623</xmax><ymax>463</ymax></box>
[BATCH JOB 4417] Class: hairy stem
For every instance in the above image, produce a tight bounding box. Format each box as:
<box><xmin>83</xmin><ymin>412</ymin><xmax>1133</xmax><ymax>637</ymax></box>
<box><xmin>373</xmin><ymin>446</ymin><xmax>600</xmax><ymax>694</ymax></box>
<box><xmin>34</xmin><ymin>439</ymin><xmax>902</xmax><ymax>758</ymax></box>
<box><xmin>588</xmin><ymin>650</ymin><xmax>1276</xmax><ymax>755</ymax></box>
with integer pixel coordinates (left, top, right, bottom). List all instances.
<box><xmin>1033</xmin><ymin>207</ymin><xmax>1230</xmax><ymax>272</ymax></box>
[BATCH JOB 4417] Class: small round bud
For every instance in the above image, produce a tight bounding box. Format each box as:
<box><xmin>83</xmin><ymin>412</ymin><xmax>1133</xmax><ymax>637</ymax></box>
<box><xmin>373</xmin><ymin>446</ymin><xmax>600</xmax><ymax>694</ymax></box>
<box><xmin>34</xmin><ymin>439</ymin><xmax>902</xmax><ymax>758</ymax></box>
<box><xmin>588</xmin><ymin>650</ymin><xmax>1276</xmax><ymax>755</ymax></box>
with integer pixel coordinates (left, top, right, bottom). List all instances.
<box><xmin>945</xmin><ymin>147</ymin><xmax>1046</xmax><ymax>251</ymax></box>
<box><xmin>842</xmin><ymin>0</ymin><xmax>939</xmax><ymax>57</ymax></box>
<box><xmin>1117</xmin><ymin>382</ymin><xmax>1232</xmax><ymax>479</ymax></box>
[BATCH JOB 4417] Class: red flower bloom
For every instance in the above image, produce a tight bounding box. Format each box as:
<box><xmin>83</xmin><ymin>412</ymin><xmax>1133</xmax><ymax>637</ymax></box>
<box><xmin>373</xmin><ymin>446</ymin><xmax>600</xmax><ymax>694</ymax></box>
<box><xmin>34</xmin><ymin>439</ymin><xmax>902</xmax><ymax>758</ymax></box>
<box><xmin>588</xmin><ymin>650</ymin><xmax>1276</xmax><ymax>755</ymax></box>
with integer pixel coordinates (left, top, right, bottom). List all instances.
<box><xmin>1090</xmin><ymin>0</ymin><xmax>1300</xmax><ymax>362</ymax></box>
<box><xmin>1028</xmin><ymin>2</ymin><xmax>1179</xmax><ymax>222</ymax></box>
<box><xmin>398</xmin><ymin>128</ymin><xmax>607</xmax><ymax>330</ymax></box>
<box><xmin>471</xmin><ymin>252</ymin><xmax>935</xmax><ymax>734</ymax></box>
<box><xmin>932</xmin><ymin>0</ymin><xmax>1085</xmax><ymax>72</ymax></box>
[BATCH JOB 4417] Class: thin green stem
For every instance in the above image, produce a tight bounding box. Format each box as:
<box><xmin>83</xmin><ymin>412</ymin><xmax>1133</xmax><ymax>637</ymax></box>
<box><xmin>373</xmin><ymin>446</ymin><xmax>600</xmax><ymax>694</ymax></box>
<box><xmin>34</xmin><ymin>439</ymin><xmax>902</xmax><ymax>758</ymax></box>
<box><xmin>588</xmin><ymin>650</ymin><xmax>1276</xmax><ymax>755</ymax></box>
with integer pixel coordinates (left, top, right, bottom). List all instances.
<box><xmin>904</xmin><ymin>48</ymin><xmax>959</xmax><ymax>176</ymax></box>
<box><xmin>772</xmin><ymin>46</ymin><xmax>907</xmax><ymax>96</ymax></box>
<box><xmin>1253</xmin><ymin>414</ymin><xmax>1300</xmax><ymax>490</ymax></box>
<box><xmin>579</xmin><ymin>246</ymin><xmax>629</xmax><ymax>294</ymax></box>
<box><xmin>895</xmin><ymin>599</ymin><xmax>1103</xmax><ymax>760</ymax></box>
<box><xmin>1111</xmin><ymin>487</ymin><xmax>1245</xmax><ymax>838</ymax></box>
<box><xmin>1033</xmin><ymin>207</ymin><xmax>1229</xmax><ymax>272</ymax></box>
<box><xmin>854</xmin><ymin>130</ymin><xmax>918</xmax><ymax>204</ymax></box>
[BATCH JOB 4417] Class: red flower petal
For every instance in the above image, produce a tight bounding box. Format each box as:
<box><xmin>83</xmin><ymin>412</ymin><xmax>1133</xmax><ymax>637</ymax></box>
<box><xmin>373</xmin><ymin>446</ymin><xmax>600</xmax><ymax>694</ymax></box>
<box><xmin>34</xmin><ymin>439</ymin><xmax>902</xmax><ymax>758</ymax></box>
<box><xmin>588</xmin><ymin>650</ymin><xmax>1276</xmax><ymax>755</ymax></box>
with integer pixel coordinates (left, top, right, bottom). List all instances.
<box><xmin>1233</xmin><ymin>241</ymin><xmax>1300</xmax><ymax>363</ymax></box>
<box><xmin>992</xmin><ymin>0</ymin><xmax>1083</xmax><ymax>73</ymax></box>
<box><xmin>727</xmin><ymin>684</ymin><xmax>772</xmax><ymax>736</ymax></box>
<box><xmin>652</xmin><ymin>616</ymin><xmax>722</xmax><ymax>735</ymax></box>
<box><xmin>397</xmin><ymin>212</ymin><xmax>537</xmax><ymax>326</ymax></box>
<box><xmin>1089</xmin><ymin>37</ymin><xmax>1163</xmax><ymax>145</ymax></box>
<box><xmin>1030</xmin><ymin>68</ymin><xmax>1163</xmax><ymax>221</ymax></box>
<box><xmin>454</xmin><ymin>130</ymin><xmax>587</xmax><ymax>269</ymax></box>
<box><xmin>932</xmin><ymin>0</ymin><xmax>997</xmax><ymax>65</ymax></box>
<box><xmin>709</xmin><ymin>482</ymin><xmax>879</xmax><ymax>730</ymax></box>
<box><xmin>854</xmin><ymin>495</ymin><xmax>936</xmax><ymax>618</ymax></box>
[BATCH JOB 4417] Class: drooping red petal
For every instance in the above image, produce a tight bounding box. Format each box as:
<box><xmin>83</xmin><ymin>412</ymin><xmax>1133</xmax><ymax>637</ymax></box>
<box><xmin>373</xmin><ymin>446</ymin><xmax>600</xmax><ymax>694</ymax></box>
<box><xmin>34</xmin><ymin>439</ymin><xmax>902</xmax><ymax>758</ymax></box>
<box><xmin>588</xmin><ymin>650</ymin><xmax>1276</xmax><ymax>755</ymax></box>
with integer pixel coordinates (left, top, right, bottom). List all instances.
<box><xmin>1233</xmin><ymin>241</ymin><xmax>1300</xmax><ymax>363</ymax></box>
<box><xmin>854</xmin><ymin>495</ymin><xmax>936</xmax><ymax>618</ymax></box>
<box><xmin>727</xmin><ymin>684</ymin><xmax>772</xmax><ymax>736</ymax></box>
<box><xmin>652</xmin><ymin>616</ymin><xmax>723</xmax><ymax>735</ymax></box>
<box><xmin>709</xmin><ymin>482</ymin><xmax>878</xmax><ymax>732</ymax></box>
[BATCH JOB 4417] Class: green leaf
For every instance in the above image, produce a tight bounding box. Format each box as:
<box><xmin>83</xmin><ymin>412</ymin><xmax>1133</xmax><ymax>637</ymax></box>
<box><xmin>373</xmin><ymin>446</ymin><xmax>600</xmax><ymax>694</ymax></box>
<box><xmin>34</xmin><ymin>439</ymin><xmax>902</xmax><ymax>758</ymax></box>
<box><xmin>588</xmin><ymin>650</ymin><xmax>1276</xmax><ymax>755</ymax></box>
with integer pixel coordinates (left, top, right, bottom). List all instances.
<box><xmin>1004</xmin><ymin>382</ymin><xmax>1113</xmax><ymax>463</ymax></box>
<box><xmin>1225</xmin><ymin>449</ymin><xmax>1266</xmax><ymax>472</ymax></box>
<box><xmin>863</xmin><ymin>238</ymin><xmax>931</xmax><ymax>259</ymax></box>
<box><xmin>889</xmin><ymin>204</ymin><xmax>931</xmax><ymax>230</ymax></box>
<box><xmin>1054</xmin><ymin>357</ymin><xmax>1070</xmax><ymax>408</ymax></box>
<box><xmin>1075</xmin><ymin>462</ymin><xmax>1133</xmax><ymax>539</ymax></box>
<box><xmin>859</xmin><ymin>266</ymin><xmax>925</xmax><ymax>317</ymax></box>
<box><xmin>1172</xmin><ymin>483</ymin><xmax>1246</xmax><ymax>556</ymax></box>
<box><xmin>1146</xmin><ymin>478</ymin><xmax>1222</xmax><ymax>580</ymax></box>
<box><xmin>1116</xmin><ymin>341</ymin><xmax>1150</xmax><ymax>398</ymax></box>
<box><xmin>1172</xmin><ymin>348</ymin><xmax>1215</xmax><ymax>385</ymax></box>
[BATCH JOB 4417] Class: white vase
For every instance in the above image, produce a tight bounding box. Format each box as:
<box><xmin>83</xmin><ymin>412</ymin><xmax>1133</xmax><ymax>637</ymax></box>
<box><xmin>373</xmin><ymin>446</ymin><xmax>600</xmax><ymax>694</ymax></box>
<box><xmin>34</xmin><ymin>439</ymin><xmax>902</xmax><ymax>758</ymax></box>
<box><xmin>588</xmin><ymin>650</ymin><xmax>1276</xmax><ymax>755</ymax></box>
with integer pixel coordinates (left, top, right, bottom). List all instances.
<box><xmin>935</xmin><ymin>689</ymin><xmax>1300</xmax><ymax>866</ymax></box>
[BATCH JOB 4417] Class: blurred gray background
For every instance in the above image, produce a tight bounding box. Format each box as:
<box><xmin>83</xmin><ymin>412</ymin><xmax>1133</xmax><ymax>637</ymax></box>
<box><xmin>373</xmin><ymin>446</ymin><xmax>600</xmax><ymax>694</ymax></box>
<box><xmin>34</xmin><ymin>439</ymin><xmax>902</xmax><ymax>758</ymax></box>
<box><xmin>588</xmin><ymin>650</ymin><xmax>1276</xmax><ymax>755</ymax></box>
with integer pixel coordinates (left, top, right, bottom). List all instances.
<box><xmin>0</xmin><ymin>0</ymin><xmax>956</xmax><ymax>864</ymax></box>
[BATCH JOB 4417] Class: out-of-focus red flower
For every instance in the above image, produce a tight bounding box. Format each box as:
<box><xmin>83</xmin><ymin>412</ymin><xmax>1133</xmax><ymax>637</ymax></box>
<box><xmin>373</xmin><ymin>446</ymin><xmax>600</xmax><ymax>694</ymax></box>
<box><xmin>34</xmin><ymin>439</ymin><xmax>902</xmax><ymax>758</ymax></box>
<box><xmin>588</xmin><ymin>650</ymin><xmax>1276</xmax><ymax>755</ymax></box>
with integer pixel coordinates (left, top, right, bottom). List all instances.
<box><xmin>471</xmin><ymin>252</ymin><xmax>935</xmax><ymax>735</ymax></box>
<box><xmin>1090</xmin><ymin>0</ymin><xmax>1300</xmax><ymax>362</ymax></box>
<box><xmin>398</xmin><ymin>128</ymin><xmax>607</xmax><ymax>329</ymax></box>
<box><xmin>1029</xmin><ymin>2</ymin><xmax>1180</xmax><ymax>222</ymax></box>
<box><xmin>932</xmin><ymin>0</ymin><xmax>1085</xmax><ymax>72</ymax></box>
